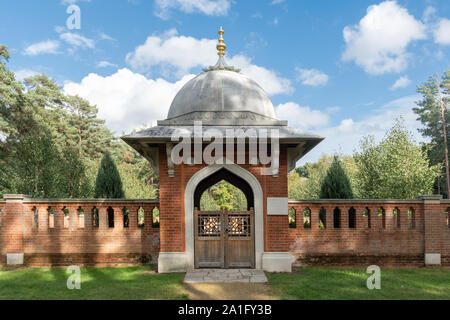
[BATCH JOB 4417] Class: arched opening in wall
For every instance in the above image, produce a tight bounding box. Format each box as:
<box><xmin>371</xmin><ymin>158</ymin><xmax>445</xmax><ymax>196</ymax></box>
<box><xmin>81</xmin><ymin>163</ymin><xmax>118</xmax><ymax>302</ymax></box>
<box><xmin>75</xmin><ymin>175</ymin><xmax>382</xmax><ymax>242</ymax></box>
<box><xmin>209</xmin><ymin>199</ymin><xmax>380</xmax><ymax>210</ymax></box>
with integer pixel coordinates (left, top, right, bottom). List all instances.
<box><xmin>408</xmin><ymin>207</ymin><xmax>416</xmax><ymax>229</ymax></box>
<box><xmin>333</xmin><ymin>207</ymin><xmax>341</xmax><ymax>228</ymax></box>
<box><xmin>138</xmin><ymin>207</ymin><xmax>145</xmax><ymax>228</ymax></box>
<box><xmin>92</xmin><ymin>207</ymin><xmax>99</xmax><ymax>228</ymax></box>
<box><xmin>348</xmin><ymin>207</ymin><xmax>356</xmax><ymax>229</ymax></box>
<box><xmin>107</xmin><ymin>207</ymin><xmax>114</xmax><ymax>228</ymax></box>
<box><xmin>318</xmin><ymin>207</ymin><xmax>326</xmax><ymax>229</ymax></box>
<box><xmin>288</xmin><ymin>207</ymin><xmax>296</xmax><ymax>228</ymax></box>
<box><xmin>303</xmin><ymin>207</ymin><xmax>311</xmax><ymax>228</ymax></box>
<box><xmin>63</xmin><ymin>207</ymin><xmax>69</xmax><ymax>229</ymax></box>
<box><xmin>199</xmin><ymin>180</ymin><xmax>248</xmax><ymax>211</ymax></box>
<box><xmin>195</xmin><ymin>168</ymin><xmax>253</xmax><ymax>211</ymax></box>
<box><xmin>364</xmin><ymin>207</ymin><xmax>371</xmax><ymax>229</ymax></box>
<box><xmin>48</xmin><ymin>207</ymin><xmax>54</xmax><ymax>229</ymax></box>
<box><xmin>123</xmin><ymin>207</ymin><xmax>130</xmax><ymax>228</ymax></box>
<box><xmin>152</xmin><ymin>207</ymin><xmax>160</xmax><ymax>228</ymax></box>
<box><xmin>379</xmin><ymin>207</ymin><xmax>386</xmax><ymax>229</ymax></box>
<box><xmin>393</xmin><ymin>207</ymin><xmax>400</xmax><ymax>229</ymax></box>
<box><xmin>32</xmin><ymin>206</ymin><xmax>38</xmax><ymax>229</ymax></box>
<box><xmin>77</xmin><ymin>207</ymin><xmax>84</xmax><ymax>229</ymax></box>
<box><xmin>194</xmin><ymin>168</ymin><xmax>255</xmax><ymax>269</ymax></box>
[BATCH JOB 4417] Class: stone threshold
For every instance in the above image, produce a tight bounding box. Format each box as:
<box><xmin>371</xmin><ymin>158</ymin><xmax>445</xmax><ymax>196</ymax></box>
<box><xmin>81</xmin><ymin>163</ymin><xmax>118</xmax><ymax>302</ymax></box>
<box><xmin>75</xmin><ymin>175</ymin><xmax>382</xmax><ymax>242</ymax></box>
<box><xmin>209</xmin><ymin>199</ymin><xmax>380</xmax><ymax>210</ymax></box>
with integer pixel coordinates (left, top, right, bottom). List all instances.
<box><xmin>184</xmin><ymin>269</ymin><xmax>268</xmax><ymax>283</ymax></box>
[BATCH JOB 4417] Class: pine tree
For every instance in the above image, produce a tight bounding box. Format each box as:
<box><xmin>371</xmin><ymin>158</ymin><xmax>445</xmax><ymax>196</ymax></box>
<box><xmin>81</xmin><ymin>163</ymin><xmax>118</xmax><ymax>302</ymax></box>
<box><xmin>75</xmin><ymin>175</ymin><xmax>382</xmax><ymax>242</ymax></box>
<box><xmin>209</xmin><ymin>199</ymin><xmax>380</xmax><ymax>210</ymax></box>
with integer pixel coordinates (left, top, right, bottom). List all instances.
<box><xmin>94</xmin><ymin>152</ymin><xmax>125</xmax><ymax>198</ymax></box>
<box><xmin>320</xmin><ymin>157</ymin><xmax>354</xmax><ymax>199</ymax></box>
<box><xmin>413</xmin><ymin>71</ymin><xmax>450</xmax><ymax>197</ymax></box>
<box><xmin>65</xmin><ymin>95</ymin><xmax>115</xmax><ymax>160</ymax></box>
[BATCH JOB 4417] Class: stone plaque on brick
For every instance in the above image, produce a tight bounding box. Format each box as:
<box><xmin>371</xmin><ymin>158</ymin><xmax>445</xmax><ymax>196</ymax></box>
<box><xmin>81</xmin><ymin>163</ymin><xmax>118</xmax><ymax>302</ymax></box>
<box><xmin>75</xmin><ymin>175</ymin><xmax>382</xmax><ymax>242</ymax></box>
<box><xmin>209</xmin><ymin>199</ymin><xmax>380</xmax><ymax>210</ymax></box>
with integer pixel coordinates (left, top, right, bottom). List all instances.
<box><xmin>267</xmin><ymin>198</ymin><xmax>288</xmax><ymax>215</ymax></box>
<box><xmin>7</xmin><ymin>253</ymin><xmax>24</xmax><ymax>265</ymax></box>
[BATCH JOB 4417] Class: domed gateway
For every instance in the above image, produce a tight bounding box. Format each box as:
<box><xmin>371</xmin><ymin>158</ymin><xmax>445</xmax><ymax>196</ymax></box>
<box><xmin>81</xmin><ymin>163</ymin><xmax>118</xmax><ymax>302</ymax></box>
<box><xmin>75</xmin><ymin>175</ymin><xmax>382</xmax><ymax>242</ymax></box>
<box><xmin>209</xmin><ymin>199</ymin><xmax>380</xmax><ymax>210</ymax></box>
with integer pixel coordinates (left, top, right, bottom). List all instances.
<box><xmin>122</xmin><ymin>28</ymin><xmax>324</xmax><ymax>273</ymax></box>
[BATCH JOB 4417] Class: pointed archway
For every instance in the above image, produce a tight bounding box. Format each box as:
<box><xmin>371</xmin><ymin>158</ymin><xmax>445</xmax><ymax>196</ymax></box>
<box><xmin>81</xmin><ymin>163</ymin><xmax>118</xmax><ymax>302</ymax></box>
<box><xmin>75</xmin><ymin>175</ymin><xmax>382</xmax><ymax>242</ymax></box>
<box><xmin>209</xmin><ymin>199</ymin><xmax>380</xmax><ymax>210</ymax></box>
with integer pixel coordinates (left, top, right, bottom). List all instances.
<box><xmin>184</xmin><ymin>163</ymin><xmax>264</xmax><ymax>270</ymax></box>
<box><xmin>194</xmin><ymin>168</ymin><xmax>254</xmax><ymax>211</ymax></box>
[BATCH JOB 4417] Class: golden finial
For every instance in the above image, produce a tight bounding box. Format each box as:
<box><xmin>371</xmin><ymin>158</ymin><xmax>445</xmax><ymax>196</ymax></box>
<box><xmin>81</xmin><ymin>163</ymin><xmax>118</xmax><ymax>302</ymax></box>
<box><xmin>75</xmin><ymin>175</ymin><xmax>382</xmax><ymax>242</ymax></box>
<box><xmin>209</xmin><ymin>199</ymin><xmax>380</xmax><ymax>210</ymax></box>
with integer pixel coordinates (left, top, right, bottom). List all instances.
<box><xmin>216</xmin><ymin>26</ymin><xmax>227</xmax><ymax>57</ymax></box>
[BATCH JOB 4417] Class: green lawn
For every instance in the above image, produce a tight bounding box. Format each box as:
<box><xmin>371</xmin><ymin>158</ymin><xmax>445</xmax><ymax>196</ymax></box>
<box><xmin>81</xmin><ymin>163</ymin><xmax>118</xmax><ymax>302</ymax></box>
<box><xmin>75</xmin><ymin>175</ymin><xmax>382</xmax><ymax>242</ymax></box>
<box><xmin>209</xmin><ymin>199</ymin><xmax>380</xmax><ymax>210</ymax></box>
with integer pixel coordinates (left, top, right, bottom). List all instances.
<box><xmin>0</xmin><ymin>266</ymin><xmax>187</xmax><ymax>300</ymax></box>
<box><xmin>0</xmin><ymin>266</ymin><xmax>449</xmax><ymax>300</ymax></box>
<box><xmin>267</xmin><ymin>267</ymin><xmax>450</xmax><ymax>300</ymax></box>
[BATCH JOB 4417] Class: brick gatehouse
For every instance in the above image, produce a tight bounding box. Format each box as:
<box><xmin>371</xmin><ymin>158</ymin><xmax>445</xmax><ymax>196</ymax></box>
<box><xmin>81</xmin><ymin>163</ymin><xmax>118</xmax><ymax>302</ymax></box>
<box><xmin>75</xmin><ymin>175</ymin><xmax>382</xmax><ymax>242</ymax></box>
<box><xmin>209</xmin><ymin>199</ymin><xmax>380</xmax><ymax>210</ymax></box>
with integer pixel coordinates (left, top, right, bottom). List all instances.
<box><xmin>1</xmin><ymin>29</ymin><xmax>449</xmax><ymax>272</ymax></box>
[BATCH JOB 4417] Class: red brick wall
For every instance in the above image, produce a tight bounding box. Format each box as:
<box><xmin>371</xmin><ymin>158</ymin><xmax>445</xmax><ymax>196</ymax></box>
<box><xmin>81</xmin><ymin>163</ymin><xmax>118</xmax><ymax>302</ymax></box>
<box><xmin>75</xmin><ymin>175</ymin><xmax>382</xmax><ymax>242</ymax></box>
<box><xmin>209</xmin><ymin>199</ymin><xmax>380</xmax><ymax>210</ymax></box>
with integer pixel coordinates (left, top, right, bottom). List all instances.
<box><xmin>287</xmin><ymin>201</ymin><xmax>449</xmax><ymax>266</ymax></box>
<box><xmin>1</xmin><ymin>199</ymin><xmax>159</xmax><ymax>267</ymax></box>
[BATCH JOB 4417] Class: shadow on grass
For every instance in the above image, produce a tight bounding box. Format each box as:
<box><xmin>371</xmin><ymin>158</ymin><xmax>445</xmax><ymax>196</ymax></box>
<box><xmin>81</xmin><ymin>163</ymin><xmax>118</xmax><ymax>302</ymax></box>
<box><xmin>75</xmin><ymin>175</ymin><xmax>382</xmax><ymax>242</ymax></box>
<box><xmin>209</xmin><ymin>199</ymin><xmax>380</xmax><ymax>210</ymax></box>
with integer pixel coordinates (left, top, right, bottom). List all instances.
<box><xmin>0</xmin><ymin>266</ymin><xmax>188</xmax><ymax>300</ymax></box>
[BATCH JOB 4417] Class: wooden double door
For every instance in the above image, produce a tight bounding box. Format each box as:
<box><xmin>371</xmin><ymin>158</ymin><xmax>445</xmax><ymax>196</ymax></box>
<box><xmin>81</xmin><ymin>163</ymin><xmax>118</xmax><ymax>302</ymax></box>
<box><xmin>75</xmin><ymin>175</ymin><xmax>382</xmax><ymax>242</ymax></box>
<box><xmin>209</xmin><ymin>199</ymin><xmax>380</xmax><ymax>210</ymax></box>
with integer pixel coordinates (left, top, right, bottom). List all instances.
<box><xmin>194</xmin><ymin>208</ymin><xmax>255</xmax><ymax>269</ymax></box>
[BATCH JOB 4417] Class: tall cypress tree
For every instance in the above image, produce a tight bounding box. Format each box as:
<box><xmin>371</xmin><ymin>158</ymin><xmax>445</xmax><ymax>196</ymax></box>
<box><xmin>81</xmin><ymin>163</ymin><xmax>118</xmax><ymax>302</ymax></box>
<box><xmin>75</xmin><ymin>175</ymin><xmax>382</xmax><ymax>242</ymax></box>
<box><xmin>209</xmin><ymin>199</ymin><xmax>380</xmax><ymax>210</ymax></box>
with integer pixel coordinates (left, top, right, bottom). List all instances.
<box><xmin>320</xmin><ymin>157</ymin><xmax>354</xmax><ymax>199</ymax></box>
<box><xmin>94</xmin><ymin>152</ymin><xmax>125</xmax><ymax>198</ymax></box>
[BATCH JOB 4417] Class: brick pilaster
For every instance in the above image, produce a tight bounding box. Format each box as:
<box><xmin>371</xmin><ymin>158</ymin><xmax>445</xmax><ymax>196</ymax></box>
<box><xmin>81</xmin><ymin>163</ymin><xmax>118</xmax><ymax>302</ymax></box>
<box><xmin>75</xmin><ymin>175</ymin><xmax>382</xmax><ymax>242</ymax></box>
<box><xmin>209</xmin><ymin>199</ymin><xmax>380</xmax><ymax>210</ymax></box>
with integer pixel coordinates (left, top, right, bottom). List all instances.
<box><xmin>422</xmin><ymin>195</ymin><xmax>443</xmax><ymax>265</ymax></box>
<box><xmin>3</xmin><ymin>195</ymin><xmax>30</xmax><ymax>264</ymax></box>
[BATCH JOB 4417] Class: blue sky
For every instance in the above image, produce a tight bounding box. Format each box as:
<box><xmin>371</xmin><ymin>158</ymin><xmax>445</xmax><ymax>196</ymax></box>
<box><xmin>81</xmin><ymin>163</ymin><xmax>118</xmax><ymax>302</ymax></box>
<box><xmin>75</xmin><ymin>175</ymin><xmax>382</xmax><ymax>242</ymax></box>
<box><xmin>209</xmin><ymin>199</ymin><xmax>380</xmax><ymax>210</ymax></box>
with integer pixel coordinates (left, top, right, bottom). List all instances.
<box><xmin>1</xmin><ymin>0</ymin><xmax>450</xmax><ymax>163</ymax></box>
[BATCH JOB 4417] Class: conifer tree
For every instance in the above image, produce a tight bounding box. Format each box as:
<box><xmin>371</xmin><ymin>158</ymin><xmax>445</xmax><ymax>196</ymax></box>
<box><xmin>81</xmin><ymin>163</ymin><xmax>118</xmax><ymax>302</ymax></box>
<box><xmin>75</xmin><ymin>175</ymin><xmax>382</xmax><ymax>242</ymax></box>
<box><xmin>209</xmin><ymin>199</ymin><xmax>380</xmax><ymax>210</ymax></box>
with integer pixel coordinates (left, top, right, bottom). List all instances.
<box><xmin>94</xmin><ymin>152</ymin><xmax>125</xmax><ymax>198</ymax></box>
<box><xmin>320</xmin><ymin>157</ymin><xmax>354</xmax><ymax>199</ymax></box>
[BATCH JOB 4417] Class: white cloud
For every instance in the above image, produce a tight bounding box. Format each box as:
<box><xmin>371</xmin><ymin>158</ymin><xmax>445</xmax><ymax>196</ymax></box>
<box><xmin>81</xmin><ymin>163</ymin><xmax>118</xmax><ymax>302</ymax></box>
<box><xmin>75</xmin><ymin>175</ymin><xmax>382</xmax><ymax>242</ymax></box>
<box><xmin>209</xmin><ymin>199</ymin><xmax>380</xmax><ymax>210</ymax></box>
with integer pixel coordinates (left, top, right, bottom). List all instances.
<box><xmin>423</xmin><ymin>6</ymin><xmax>436</xmax><ymax>23</ymax></box>
<box><xmin>270</xmin><ymin>0</ymin><xmax>285</xmax><ymax>4</ymax></box>
<box><xmin>228</xmin><ymin>55</ymin><xmax>293</xmax><ymax>95</ymax></box>
<box><xmin>299</xmin><ymin>95</ymin><xmax>425</xmax><ymax>163</ymax></box>
<box><xmin>155</xmin><ymin>0</ymin><xmax>230</xmax><ymax>19</ymax></box>
<box><xmin>97</xmin><ymin>61</ymin><xmax>117</xmax><ymax>68</ymax></box>
<box><xmin>433</xmin><ymin>18</ymin><xmax>450</xmax><ymax>45</ymax></box>
<box><xmin>276</xmin><ymin>102</ymin><xmax>329</xmax><ymax>130</ymax></box>
<box><xmin>296</xmin><ymin>68</ymin><xmax>329</xmax><ymax>86</ymax></box>
<box><xmin>126</xmin><ymin>29</ymin><xmax>217</xmax><ymax>76</ymax></box>
<box><xmin>337</xmin><ymin>119</ymin><xmax>355</xmax><ymax>134</ymax></box>
<box><xmin>99</xmin><ymin>32</ymin><xmax>116</xmax><ymax>41</ymax></box>
<box><xmin>14</xmin><ymin>69</ymin><xmax>38</xmax><ymax>81</ymax></box>
<box><xmin>342</xmin><ymin>1</ymin><xmax>426</xmax><ymax>75</ymax></box>
<box><xmin>126</xmin><ymin>29</ymin><xmax>293</xmax><ymax>95</ymax></box>
<box><xmin>60</xmin><ymin>32</ymin><xmax>95</xmax><ymax>49</ymax></box>
<box><xmin>23</xmin><ymin>40</ymin><xmax>60</xmax><ymax>56</ymax></box>
<box><xmin>390</xmin><ymin>76</ymin><xmax>411</xmax><ymax>90</ymax></box>
<box><xmin>63</xmin><ymin>68</ymin><xmax>195</xmax><ymax>134</ymax></box>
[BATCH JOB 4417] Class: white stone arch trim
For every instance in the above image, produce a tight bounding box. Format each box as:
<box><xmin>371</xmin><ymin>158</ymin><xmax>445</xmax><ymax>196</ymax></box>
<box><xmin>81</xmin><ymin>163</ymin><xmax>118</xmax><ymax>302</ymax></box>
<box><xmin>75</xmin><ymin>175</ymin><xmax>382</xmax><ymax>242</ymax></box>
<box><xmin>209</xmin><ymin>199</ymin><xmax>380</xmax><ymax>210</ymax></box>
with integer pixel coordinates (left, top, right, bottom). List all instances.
<box><xmin>184</xmin><ymin>163</ymin><xmax>264</xmax><ymax>270</ymax></box>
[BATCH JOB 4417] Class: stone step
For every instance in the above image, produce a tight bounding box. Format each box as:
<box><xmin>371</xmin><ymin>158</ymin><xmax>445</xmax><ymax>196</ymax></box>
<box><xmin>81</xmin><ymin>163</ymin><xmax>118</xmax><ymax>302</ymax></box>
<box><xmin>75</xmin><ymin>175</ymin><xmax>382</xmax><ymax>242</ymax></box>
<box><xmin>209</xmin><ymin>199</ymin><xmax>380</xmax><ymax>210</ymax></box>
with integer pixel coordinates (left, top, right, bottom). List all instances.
<box><xmin>184</xmin><ymin>269</ymin><xmax>268</xmax><ymax>283</ymax></box>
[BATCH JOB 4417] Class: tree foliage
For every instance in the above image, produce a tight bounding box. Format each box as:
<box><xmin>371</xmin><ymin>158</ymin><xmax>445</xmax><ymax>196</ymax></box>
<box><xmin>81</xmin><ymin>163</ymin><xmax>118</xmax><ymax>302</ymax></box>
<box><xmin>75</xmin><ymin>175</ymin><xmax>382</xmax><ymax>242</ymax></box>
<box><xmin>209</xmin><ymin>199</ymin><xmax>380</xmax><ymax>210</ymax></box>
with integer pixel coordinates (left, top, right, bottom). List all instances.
<box><xmin>200</xmin><ymin>180</ymin><xmax>247</xmax><ymax>211</ymax></box>
<box><xmin>289</xmin><ymin>155</ymin><xmax>358</xmax><ymax>199</ymax></box>
<box><xmin>319</xmin><ymin>157</ymin><xmax>354</xmax><ymax>199</ymax></box>
<box><xmin>0</xmin><ymin>45</ymin><xmax>157</xmax><ymax>199</ymax></box>
<box><xmin>94</xmin><ymin>152</ymin><xmax>125</xmax><ymax>199</ymax></box>
<box><xmin>354</xmin><ymin>119</ymin><xmax>440</xmax><ymax>199</ymax></box>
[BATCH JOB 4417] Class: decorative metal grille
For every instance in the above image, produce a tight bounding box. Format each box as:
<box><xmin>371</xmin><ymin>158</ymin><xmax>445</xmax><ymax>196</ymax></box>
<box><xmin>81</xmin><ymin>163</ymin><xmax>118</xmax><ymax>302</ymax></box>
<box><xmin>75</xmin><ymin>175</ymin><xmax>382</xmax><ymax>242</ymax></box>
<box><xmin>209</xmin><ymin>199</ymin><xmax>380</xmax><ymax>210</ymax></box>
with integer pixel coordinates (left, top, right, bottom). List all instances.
<box><xmin>198</xmin><ymin>214</ymin><xmax>221</xmax><ymax>237</ymax></box>
<box><xmin>227</xmin><ymin>214</ymin><xmax>251</xmax><ymax>237</ymax></box>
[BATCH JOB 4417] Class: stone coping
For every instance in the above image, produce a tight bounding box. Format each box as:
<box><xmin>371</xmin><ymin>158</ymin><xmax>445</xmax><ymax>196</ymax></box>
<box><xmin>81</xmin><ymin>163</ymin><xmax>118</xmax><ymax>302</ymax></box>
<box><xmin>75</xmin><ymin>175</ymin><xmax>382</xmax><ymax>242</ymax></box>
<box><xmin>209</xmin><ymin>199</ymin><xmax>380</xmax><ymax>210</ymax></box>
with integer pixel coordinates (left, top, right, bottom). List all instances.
<box><xmin>0</xmin><ymin>195</ymin><xmax>159</xmax><ymax>204</ymax></box>
<box><xmin>1</xmin><ymin>196</ymin><xmax>448</xmax><ymax>205</ymax></box>
<box><xmin>287</xmin><ymin>199</ymin><xmax>424</xmax><ymax>204</ymax></box>
<box><xmin>23</xmin><ymin>199</ymin><xmax>159</xmax><ymax>204</ymax></box>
